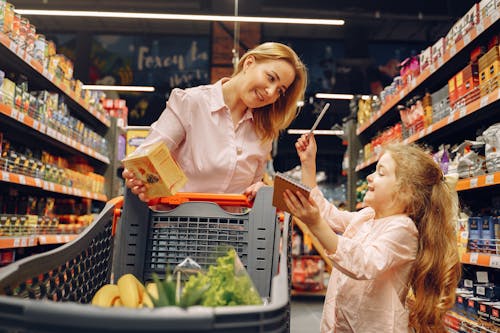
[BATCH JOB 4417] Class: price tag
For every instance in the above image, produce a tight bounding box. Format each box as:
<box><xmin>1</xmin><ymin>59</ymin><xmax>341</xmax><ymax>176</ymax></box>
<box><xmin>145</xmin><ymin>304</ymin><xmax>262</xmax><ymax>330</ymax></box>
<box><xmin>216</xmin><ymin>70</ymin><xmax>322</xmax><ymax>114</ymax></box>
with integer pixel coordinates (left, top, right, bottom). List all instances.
<box><xmin>438</xmin><ymin>58</ymin><xmax>444</xmax><ymax>67</ymax></box>
<box><xmin>411</xmin><ymin>78</ymin><xmax>417</xmax><ymax>88</ymax></box>
<box><xmin>463</xmin><ymin>34</ymin><xmax>471</xmax><ymax>45</ymax></box>
<box><xmin>64</xmin><ymin>235</ymin><xmax>70</xmax><ymax>242</ymax></box>
<box><xmin>459</xmin><ymin>106</ymin><xmax>467</xmax><ymax>118</ymax></box>
<box><xmin>16</xmin><ymin>48</ymin><xmax>24</xmax><ymax>58</ymax></box>
<box><xmin>56</xmin><ymin>235</ymin><xmax>63</xmax><ymax>243</ymax></box>
<box><xmin>480</xmin><ymin>96</ymin><xmax>488</xmax><ymax>108</ymax></box>
<box><xmin>418</xmin><ymin>131</ymin><xmax>424</xmax><ymax>139</ymax></box>
<box><xmin>8</xmin><ymin>41</ymin><xmax>17</xmax><ymax>53</ymax></box>
<box><xmin>447</xmin><ymin>112</ymin><xmax>455</xmax><ymax>124</ymax></box>
<box><xmin>25</xmin><ymin>54</ymin><xmax>32</xmax><ymax>64</ymax></box>
<box><xmin>42</xmin><ymin>181</ymin><xmax>49</xmax><ymax>190</ymax></box>
<box><xmin>476</xmin><ymin>22</ymin><xmax>484</xmax><ymax>34</ymax></box>
<box><xmin>39</xmin><ymin>236</ymin><xmax>46</xmax><ymax>243</ymax></box>
<box><xmin>34</xmin><ymin>178</ymin><xmax>41</xmax><ymax>187</ymax></box>
<box><xmin>39</xmin><ymin>123</ymin><xmax>46</xmax><ymax>133</ymax></box>
<box><xmin>20</xmin><ymin>238</ymin><xmax>27</xmax><ymax>247</ymax></box>
<box><xmin>2</xmin><ymin>172</ymin><xmax>9</xmax><ymax>182</ymax></box>
<box><xmin>33</xmin><ymin>120</ymin><xmax>39</xmax><ymax>131</ymax></box>
<box><xmin>17</xmin><ymin>112</ymin><xmax>24</xmax><ymax>123</ymax></box>
<box><xmin>450</xmin><ymin>45</ymin><xmax>456</xmax><ymax>57</ymax></box>
<box><xmin>49</xmin><ymin>183</ymin><xmax>55</xmax><ymax>191</ymax></box>
<box><xmin>469</xmin><ymin>252</ymin><xmax>479</xmax><ymax>264</ymax></box>
<box><xmin>18</xmin><ymin>175</ymin><xmax>26</xmax><ymax>185</ymax></box>
<box><xmin>430</xmin><ymin>63</ymin><xmax>436</xmax><ymax>74</ymax></box>
<box><xmin>470</xmin><ymin>178</ymin><xmax>478</xmax><ymax>188</ymax></box>
<box><xmin>426</xmin><ymin>124</ymin><xmax>433</xmax><ymax>135</ymax></box>
<box><xmin>399</xmin><ymin>90</ymin><xmax>405</xmax><ymax>99</ymax></box>
<box><xmin>485</xmin><ymin>174</ymin><xmax>494</xmax><ymax>185</ymax></box>
<box><xmin>29</xmin><ymin>235</ymin><xmax>36</xmax><ymax>246</ymax></box>
<box><xmin>490</xmin><ymin>256</ymin><xmax>500</xmax><ymax>268</ymax></box>
<box><xmin>11</xmin><ymin>108</ymin><xmax>18</xmax><ymax>120</ymax></box>
<box><xmin>13</xmin><ymin>238</ymin><xmax>20</xmax><ymax>247</ymax></box>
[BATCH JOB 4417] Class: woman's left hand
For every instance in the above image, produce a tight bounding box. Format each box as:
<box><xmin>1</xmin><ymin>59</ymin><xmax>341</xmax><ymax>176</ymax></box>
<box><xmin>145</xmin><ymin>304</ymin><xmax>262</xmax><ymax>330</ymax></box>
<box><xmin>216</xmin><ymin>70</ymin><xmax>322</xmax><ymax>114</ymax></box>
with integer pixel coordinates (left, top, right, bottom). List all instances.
<box><xmin>243</xmin><ymin>181</ymin><xmax>265</xmax><ymax>201</ymax></box>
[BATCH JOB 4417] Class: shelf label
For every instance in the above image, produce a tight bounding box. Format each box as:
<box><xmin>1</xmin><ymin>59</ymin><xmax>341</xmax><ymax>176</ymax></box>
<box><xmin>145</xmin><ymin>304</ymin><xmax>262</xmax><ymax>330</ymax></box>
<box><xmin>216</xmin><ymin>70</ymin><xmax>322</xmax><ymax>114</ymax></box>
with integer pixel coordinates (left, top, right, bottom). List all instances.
<box><xmin>426</xmin><ymin>124</ymin><xmax>433</xmax><ymax>135</ymax></box>
<box><xmin>34</xmin><ymin>178</ymin><xmax>41</xmax><ymax>187</ymax></box>
<box><xmin>39</xmin><ymin>236</ymin><xmax>46</xmax><ymax>243</ymax></box>
<box><xmin>480</xmin><ymin>96</ymin><xmax>489</xmax><ymax>108</ymax></box>
<box><xmin>13</xmin><ymin>238</ymin><xmax>20</xmax><ymax>247</ymax></box>
<box><xmin>18</xmin><ymin>175</ymin><xmax>26</xmax><ymax>185</ymax></box>
<box><xmin>399</xmin><ymin>90</ymin><xmax>404</xmax><ymax>99</ymax></box>
<box><xmin>33</xmin><ymin>119</ymin><xmax>39</xmax><ymax>131</ymax></box>
<box><xmin>463</xmin><ymin>33</ymin><xmax>471</xmax><ymax>45</ymax></box>
<box><xmin>490</xmin><ymin>256</ymin><xmax>500</xmax><ymax>268</ymax></box>
<box><xmin>20</xmin><ymin>238</ymin><xmax>27</xmax><ymax>247</ymax></box>
<box><xmin>438</xmin><ymin>58</ymin><xmax>444</xmax><ymax>68</ymax></box>
<box><xmin>476</xmin><ymin>22</ymin><xmax>484</xmax><ymax>34</ymax></box>
<box><xmin>447</xmin><ymin>111</ymin><xmax>456</xmax><ymax>124</ymax></box>
<box><xmin>49</xmin><ymin>182</ymin><xmax>55</xmax><ymax>191</ymax></box>
<box><xmin>485</xmin><ymin>174</ymin><xmax>494</xmax><ymax>185</ymax></box>
<box><xmin>459</xmin><ymin>106</ymin><xmax>467</xmax><ymax>118</ymax></box>
<box><xmin>11</xmin><ymin>108</ymin><xmax>18</xmax><ymax>120</ymax></box>
<box><xmin>2</xmin><ymin>172</ymin><xmax>9</xmax><ymax>182</ymax></box>
<box><xmin>25</xmin><ymin>54</ymin><xmax>32</xmax><ymax>64</ymax></box>
<box><xmin>56</xmin><ymin>235</ymin><xmax>63</xmax><ymax>243</ymax></box>
<box><xmin>8</xmin><ymin>41</ymin><xmax>17</xmax><ymax>53</ymax></box>
<box><xmin>430</xmin><ymin>63</ymin><xmax>436</xmax><ymax>74</ymax></box>
<box><xmin>470</xmin><ymin>178</ymin><xmax>478</xmax><ymax>188</ymax></box>
<box><xmin>469</xmin><ymin>252</ymin><xmax>479</xmax><ymax>264</ymax></box>
<box><xmin>450</xmin><ymin>45</ymin><xmax>456</xmax><ymax>57</ymax></box>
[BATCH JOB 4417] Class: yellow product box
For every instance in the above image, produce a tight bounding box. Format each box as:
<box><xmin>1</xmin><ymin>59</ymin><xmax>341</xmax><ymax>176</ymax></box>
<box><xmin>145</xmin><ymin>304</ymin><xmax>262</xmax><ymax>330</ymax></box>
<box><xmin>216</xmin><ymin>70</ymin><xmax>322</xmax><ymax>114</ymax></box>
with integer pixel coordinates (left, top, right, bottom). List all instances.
<box><xmin>125</xmin><ymin>126</ymin><xmax>150</xmax><ymax>156</ymax></box>
<box><xmin>122</xmin><ymin>140</ymin><xmax>187</xmax><ymax>198</ymax></box>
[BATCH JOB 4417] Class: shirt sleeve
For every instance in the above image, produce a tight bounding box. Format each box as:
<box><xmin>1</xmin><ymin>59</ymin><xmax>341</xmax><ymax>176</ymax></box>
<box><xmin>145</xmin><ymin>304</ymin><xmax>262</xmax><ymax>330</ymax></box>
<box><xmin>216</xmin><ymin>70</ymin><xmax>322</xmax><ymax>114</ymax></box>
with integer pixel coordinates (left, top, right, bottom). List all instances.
<box><xmin>310</xmin><ymin>187</ymin><xmax>359</xmax><ymax>234</ymax></box>
<box><xmin>329</xmin><ymin>217</ymin><xmax>418</xmax><ymax>280</ymax></box>
<box><xmin>141</xmin><ymin>88</ymin><xmax>190</xmax><ymax>150</ymax></box>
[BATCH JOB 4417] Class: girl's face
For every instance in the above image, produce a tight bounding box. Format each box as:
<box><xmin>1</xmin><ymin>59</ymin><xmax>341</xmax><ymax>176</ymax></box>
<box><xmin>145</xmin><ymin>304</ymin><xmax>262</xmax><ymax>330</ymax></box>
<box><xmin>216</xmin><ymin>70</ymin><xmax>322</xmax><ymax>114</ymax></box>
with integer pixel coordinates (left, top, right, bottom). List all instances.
<box><xmin>364</xmin><ymin>151</ymin><xmax>405</xmax><ymax>218</ymax></box>
<box><xmin>240</xmin><ymin>56</ymin><xmax>295</xmax><ymax>109</ymax></box>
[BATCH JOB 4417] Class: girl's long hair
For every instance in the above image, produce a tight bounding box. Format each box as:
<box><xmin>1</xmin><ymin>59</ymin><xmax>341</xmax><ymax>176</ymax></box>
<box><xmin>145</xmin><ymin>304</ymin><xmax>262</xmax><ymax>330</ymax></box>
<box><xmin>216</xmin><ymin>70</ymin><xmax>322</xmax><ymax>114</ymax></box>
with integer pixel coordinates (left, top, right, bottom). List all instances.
<box><xmin>385</xmin><ymin>144</ymin><xmax>461</xmax><ymax>333</ymax></box>
<box><xmin>233</xmin><ymin>42</ymin><xmax>307</xmax><ymax>142</ymax></box>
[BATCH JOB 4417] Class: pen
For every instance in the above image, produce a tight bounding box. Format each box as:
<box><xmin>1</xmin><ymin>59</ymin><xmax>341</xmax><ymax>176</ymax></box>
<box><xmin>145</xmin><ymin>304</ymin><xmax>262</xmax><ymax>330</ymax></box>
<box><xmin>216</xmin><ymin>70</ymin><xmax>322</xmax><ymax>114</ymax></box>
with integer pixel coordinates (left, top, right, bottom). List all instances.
<box><xmin>309</xmin><ymin>103</ymin><xmax>330</xmax><ymax>134</ymax></box>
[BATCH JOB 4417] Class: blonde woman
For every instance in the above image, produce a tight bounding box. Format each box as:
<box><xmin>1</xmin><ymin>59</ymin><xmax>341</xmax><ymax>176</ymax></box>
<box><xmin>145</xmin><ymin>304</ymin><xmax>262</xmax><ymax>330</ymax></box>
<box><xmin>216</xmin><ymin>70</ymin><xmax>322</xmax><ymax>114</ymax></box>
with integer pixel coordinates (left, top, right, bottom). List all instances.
<box><xmin>284</xmin><ymin>136</ymin><xmax>460</xmax><ymax>333</ymax></box>
<box><xmin>123</xmin><ymin>42</ymin><xmax>307</xmax><ymax>201</ymax></box>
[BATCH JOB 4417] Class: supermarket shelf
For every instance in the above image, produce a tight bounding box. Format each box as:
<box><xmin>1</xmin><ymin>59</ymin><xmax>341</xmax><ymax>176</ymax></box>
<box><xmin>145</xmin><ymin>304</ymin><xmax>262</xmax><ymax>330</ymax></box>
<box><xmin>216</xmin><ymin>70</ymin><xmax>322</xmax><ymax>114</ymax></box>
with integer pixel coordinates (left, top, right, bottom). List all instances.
<box><xmin>0</xmin><ymin>103</ymin><xmax>110</xmax><ymax>164</ymax></box>
<box><xmin>445</xmin><ymin>310</ymin><xmax>497</xmax><ymax>333</ymax></box>
<box><xmin>0</xmin><ymin>32</ymin><xmax>110</xmax><ymax>129</ymax></box>
<box><xmin>291</xmin><ymin>289</ymin><xmax>326</xmax><ymax>297</ymax></box>
<box><xmin>456</xmin><ymin>172</ymin><xmax>500</xmax><ymax>192</ymax></box>
<box><xmin>356</xmin><ymin>11</ymin><xmax>499</xmax><ymax>136</ymax></box>
<box><xmin>0</xmin><ymin>169</ymin><xmax>107</xmax><ymax>202</ymax></box>
<box><xmin>461</xmin><ymin>252</ymin><xmax>500</xmax><ymax>269</ymax></box>
<box><xmin>355</xmin><ymin>87</ymin><xmax>499</xmax><ymax>172</ymax></box>
<box><xmin>293</xmin><ymin>217</ymin><xmax>333</xmax><ymax>272</ymax></box>
<box><xmin>0</xmin><ymin>234</ymin><xmax>78</xmax><ymax>249</ymax></box>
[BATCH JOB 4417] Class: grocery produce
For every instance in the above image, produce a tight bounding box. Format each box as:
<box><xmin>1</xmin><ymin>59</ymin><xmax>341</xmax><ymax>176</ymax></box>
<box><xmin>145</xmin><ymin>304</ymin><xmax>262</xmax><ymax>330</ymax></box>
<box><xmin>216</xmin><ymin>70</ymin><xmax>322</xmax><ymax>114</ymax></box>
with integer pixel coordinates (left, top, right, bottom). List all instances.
<box><xmin>91</xmin><ymin>284</ymin><xmax>121</xmax><ymax>307</ymax></box>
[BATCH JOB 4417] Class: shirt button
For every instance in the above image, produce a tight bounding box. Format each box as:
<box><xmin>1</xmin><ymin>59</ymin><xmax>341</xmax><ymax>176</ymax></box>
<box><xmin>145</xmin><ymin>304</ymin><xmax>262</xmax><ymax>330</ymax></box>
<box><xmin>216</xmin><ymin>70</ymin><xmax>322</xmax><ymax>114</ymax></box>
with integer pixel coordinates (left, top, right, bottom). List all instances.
<box><xmin>236</xmin><ymin>147</ymin><xmax>242</xmax><ymax>155</ymax></box>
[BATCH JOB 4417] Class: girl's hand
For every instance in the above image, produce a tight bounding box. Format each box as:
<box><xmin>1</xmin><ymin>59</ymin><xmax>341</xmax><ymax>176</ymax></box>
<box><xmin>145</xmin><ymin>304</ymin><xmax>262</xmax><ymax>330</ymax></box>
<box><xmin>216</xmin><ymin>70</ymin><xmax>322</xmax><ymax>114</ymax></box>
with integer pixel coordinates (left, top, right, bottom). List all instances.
<box><xmin>283</xmin><ymin>189</ymin><xmax>321</xmax><ymax>227</ymax></box>
<box><xmin>243</xmin><ymin>181</ymin><xmax>265</xmax><ymax>201</ymax></box>
<box><xmin>295</xmin><ymin>134</ymin><xmax>317</xmax><ymax>164</ymax></box>
<box><xmin>122</xmin><ymin>168</ymin><xmax>150</xmax><ymax>202</ymax></box>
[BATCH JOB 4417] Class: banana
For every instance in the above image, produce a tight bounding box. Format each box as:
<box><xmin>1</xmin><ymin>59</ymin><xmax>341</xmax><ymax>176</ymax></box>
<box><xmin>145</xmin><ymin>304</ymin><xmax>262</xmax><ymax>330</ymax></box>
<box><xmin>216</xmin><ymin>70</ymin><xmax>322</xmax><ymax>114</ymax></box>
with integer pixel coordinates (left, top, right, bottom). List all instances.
<box><xmin>117</xmin><ymin>273</ymin><xmax>145</xmax><ymax>308</ymax></box>
<box><xmin>143</xmin><ymin>282</ymin><xmax>159</xmax><ymax>308</ymax></box>
<box><xmin>91</xmin><ymin>284</ymin><xmax>121</xmax><ymax>307</ymax></box>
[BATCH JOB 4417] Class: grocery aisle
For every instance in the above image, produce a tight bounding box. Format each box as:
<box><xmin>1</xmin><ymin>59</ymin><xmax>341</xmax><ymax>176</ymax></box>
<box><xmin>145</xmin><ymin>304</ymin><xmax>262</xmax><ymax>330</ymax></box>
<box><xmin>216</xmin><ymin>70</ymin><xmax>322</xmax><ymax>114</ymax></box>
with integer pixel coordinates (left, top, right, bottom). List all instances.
<box><xmin>290</xmin><ymin>296</ymin><xmax>324</xmax><ymax>333</ymax></box>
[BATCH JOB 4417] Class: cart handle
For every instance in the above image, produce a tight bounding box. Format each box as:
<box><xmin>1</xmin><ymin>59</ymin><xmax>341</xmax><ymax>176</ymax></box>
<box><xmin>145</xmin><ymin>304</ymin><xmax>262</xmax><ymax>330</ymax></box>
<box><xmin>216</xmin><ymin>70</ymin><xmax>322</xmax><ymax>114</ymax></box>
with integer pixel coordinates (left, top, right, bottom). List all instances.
<box><xmin>147</xmin><ymin>192</ymin><xmax>253</xmax><ymax>208</ymax></box>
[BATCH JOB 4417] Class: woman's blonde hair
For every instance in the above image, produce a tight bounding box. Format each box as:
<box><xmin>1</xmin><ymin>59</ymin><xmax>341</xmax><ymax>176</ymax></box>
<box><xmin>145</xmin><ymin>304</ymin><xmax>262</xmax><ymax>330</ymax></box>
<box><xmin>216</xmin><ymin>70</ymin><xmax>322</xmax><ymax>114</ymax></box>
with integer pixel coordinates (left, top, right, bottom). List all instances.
<box><xmin>233</xmin><ymin>42</ymin><xmax>307</xmax><ymax>142</ymax></box>
<box><xmin>384</xmin><ymin>143</ymin><xmax>461</xmax><ymax>333</ymax></box>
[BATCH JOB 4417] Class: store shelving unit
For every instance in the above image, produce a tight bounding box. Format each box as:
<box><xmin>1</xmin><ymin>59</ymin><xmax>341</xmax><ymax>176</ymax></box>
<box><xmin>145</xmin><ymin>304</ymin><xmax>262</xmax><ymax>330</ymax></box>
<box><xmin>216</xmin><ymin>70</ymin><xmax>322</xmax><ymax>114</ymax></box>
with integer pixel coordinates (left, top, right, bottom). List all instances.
<box><xmin>0</xmin><ymin>27</ymin><xmax>120</xmax><ymax>264</ymax></box>
<box><xmin>346</xmin><ymin>5</ymin><xmax>499</xmax><ymax>331</ymax></box>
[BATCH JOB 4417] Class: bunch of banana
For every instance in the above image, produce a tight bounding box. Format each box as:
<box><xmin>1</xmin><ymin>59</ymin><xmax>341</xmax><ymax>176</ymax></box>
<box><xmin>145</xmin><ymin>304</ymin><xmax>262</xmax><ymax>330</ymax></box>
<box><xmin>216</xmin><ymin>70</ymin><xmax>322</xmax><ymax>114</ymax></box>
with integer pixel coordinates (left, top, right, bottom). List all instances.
<box><xmin>91</xmin><ymin>273</ymin><xmax>158</xmax><ymax>308</ymax></box>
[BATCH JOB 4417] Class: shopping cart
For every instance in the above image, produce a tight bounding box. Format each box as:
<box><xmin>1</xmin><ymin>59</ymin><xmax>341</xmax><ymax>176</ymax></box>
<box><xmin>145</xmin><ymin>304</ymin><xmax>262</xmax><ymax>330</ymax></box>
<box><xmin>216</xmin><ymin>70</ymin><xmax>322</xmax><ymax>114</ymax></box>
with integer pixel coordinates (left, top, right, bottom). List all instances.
<box><xmin>0</xmin><ymin>186</ymin><xmax>291</xmax><ymax>332</ymax></box>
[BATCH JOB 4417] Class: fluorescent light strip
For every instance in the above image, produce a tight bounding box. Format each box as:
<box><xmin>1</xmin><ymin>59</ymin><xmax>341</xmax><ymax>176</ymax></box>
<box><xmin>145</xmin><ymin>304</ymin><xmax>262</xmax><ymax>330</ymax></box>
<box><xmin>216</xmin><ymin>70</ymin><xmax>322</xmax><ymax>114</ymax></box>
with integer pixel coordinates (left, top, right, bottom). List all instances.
<box><xmin>315</xmin><ymin>93</ymin><xmax>373</xmax><ymax>100</ymax></box>
<box><xmin>15</xmin><ymin>9</ymin><xmax>345</xmax><ymax>25</ymax></box>
<box><xmin>287</xmin><ymin>129</ymin><xmax>344</xmax><ymax>135</ymax></box>
<box><xmin>82</xmin><ymin>85</ymin><xmax>155</xmax><ymax>92</ymax></box>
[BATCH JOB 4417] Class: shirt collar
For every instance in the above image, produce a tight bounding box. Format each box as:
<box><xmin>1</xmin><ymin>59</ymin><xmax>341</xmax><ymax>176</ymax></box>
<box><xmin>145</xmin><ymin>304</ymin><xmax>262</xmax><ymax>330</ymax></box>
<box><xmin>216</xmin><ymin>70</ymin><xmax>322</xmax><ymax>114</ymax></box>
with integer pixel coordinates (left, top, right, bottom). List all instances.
<box><xmin>212</xmin><ymin>78</ymin><xmax>254</xmax><ymax>122</ymax></box>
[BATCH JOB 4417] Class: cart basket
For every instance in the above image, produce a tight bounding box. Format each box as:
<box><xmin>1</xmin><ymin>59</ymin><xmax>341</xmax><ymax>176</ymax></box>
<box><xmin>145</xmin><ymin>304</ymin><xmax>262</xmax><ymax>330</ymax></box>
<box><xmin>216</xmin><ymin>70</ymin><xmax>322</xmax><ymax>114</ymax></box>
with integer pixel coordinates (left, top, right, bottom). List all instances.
<box><xmin>0</xmin><ymin>186</ymin><xmax>291</xmax><ymax>333</ymax></box>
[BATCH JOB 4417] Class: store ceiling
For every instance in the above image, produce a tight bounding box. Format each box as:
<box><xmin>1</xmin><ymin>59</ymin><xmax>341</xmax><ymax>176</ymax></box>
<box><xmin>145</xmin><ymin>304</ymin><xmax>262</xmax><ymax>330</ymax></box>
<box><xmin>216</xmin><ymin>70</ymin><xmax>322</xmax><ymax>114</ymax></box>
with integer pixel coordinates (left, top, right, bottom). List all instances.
<box><xmin>10</xmin><ymin>0</ymin><xmax>476</xmax><ymax>42</ymax></box>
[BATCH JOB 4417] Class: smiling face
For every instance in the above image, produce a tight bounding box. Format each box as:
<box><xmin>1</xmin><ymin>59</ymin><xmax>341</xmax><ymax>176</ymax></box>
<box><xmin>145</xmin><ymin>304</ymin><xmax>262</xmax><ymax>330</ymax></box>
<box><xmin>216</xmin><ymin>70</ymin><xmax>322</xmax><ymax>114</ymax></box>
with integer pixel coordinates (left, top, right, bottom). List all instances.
<box><xmin>239</xmin><ymin>56</ymin><xmax>296</xmax><ymax>109</ymax></box>
<box><xmin>364</xmin><ymin>151</ymin><xmax>406</xmax><ymax>219</ymax></box>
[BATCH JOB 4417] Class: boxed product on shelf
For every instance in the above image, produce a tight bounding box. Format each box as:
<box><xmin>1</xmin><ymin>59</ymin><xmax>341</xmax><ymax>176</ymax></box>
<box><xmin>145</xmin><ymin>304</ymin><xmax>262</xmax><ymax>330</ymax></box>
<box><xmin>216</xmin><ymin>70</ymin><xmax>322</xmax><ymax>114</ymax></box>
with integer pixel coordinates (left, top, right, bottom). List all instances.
<box><xmin>431</xmin><ymin>37</ymin><xmax>445</xmax><ymax>65</ymax></box>
<box><xmin>292</xmin><ymin>255</ymin><xmax>325</xmax><ymax>292</ymax></box>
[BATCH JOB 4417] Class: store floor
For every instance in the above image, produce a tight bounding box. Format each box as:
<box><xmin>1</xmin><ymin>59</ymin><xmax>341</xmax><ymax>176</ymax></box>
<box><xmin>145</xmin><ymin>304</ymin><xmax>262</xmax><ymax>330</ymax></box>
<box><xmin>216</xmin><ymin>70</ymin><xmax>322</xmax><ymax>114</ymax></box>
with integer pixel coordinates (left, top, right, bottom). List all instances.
<box><xmin>290</xmin><ymin>295</ymin><xmax>324</xmax><ymax>333</ymax></box>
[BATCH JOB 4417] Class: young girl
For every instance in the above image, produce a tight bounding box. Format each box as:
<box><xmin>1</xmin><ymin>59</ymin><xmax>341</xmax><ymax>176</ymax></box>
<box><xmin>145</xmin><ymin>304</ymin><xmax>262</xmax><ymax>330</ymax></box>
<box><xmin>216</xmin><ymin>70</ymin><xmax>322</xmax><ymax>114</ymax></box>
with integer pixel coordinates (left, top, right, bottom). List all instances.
<box><xmin>123</xmin><ymin>42</ymin><xmax>307</xmax><ymax>201</ymax></box>
<box><xmin>283</xmin><ymin>134</ymin><xmax>461</xmax><ymax>333</ymax></box>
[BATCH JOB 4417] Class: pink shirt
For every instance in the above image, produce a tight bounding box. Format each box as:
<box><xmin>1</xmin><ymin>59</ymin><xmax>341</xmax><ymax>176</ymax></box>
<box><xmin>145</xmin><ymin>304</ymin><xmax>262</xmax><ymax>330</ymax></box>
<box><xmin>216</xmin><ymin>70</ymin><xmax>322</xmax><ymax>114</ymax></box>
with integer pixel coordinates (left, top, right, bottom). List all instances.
<box><xmin>311</xmin><ymin>187</ymin><xmax>418</xmax><ymax>333</ymax></box>
<box><xmin>141</xmin><ymin>79</ymin><xmax>271</xmax><ymax>194</ymax></box>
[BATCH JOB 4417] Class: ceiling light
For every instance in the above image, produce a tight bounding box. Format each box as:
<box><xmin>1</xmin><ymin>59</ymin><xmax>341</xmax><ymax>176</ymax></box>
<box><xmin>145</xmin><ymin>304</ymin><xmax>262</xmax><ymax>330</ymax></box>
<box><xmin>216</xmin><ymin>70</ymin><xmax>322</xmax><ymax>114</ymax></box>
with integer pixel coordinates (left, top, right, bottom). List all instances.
<box><xmin>287</xmin><ymin>129</ymin><xmax>344</xmax><ymax>135</ymax></box>
<box><xmin>82</xmin><ymin>85</ymin><xmax>155</xmax><ymax>92</ymax></box>
<box><xmin>315</xmin><ymin>93</ymin><xmax>373</xmax><ymax>100</ymax></box>
<box><xmin>15</xmin><ymin>9</ymin><xmax>345</xmax><ymax>25</ymax></box>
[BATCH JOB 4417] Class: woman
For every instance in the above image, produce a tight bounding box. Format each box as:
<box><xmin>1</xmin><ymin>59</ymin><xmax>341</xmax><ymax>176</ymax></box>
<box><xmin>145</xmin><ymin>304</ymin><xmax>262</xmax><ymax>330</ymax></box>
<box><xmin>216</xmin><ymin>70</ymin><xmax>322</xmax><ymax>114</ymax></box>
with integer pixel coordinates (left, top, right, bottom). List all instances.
<box><xmin>123</xmin><ymin>42</ymin><xmax>307</xmax><ymax>201</ymax></box>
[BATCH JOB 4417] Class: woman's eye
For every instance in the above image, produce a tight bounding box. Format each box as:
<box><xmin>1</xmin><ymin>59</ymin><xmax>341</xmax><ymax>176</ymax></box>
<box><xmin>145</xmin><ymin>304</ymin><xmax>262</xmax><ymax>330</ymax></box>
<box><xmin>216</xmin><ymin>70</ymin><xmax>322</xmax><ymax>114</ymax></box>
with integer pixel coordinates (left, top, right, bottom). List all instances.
<box><xmin>267</xmin><ymin>73</ymin><xmax>275</xmax><ymax>82</ymax></box>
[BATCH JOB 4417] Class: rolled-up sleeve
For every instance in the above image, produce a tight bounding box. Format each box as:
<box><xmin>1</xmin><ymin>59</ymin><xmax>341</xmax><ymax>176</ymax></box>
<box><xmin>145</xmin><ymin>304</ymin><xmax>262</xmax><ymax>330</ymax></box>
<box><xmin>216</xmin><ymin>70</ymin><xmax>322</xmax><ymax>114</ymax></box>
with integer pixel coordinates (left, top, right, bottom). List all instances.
<box><xmin>329</xmin><ymin>217</ymin><xmax>418</xmax><ymax>280</ymax></box>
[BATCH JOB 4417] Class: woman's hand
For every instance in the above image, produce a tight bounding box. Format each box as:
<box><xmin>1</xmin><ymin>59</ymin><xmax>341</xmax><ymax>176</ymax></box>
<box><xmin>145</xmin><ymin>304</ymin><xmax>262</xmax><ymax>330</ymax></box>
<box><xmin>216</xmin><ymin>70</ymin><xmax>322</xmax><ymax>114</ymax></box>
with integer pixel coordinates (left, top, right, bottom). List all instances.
<box><xmin>122</xmin><ymin>168</ymin><xmax>150</xmax><ymax>202</ymax></box>
<box><xmin>243</xmin><ymin>181</ymin><xmax>265</xmax><ymax>201</ymax></box>
<box><xmin>283</xmin><ymin>189</ymin><xmax>321</xmax><ymax>228</ymax></box>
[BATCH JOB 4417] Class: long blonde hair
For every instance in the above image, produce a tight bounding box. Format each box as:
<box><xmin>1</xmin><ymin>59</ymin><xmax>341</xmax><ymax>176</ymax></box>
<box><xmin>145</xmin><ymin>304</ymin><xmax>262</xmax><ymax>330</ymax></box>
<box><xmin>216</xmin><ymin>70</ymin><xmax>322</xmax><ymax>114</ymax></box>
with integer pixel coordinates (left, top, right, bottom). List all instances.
<box><xmin>385</xmin><ymin>143</ymin><xmax>461</xmax><ymax>333</ymax></box>
<box><xmin>233</xmin><ymin>42</ymin><xmax>307</xmax><ymax>142</ymax></box>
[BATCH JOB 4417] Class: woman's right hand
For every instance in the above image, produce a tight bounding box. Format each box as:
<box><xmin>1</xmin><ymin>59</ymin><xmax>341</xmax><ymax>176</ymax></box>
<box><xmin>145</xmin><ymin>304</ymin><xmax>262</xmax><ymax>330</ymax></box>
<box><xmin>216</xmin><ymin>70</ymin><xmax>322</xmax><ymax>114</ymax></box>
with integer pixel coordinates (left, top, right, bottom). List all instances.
<box><xmin>122</xmin><ymin>168</ymin><xmax>150</xmax><ymax>202</ymax></box>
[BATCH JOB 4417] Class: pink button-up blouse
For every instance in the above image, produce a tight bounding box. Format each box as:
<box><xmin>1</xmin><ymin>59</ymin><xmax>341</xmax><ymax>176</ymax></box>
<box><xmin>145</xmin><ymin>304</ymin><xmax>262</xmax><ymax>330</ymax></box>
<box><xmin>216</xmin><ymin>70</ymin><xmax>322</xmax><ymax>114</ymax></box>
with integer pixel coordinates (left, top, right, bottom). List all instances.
<box><xmin>310</xmin><ymin>187</ymin><xmax>418</xmax><ymax>333</ymax></box>
<box><xmin>140</xmin><ymin>79</ymin><xmax>271</xmax><ymax>194</ymax></box>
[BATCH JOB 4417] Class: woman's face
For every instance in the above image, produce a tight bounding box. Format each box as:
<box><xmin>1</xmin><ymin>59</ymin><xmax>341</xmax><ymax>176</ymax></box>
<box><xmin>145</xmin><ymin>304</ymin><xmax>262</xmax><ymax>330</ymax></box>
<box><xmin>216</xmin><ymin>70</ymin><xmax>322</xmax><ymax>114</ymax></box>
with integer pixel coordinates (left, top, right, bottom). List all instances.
<box><xmin>240</xmin><ymin>56</ymin><xmax>295</xmax><ymax>109</ymax></box>
<box><xmin>364</xmin><ymin>151</ymin><xmax>405</xmax><ymax>218</ymax></box>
